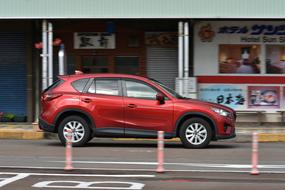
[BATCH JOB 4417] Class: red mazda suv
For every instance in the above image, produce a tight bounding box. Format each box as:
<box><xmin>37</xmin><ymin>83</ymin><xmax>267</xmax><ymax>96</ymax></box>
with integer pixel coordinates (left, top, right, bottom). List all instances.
<box><xmin>40</xmin><ymin>74</ymin><xmax>236</xmax><ymax>148</ymax></box>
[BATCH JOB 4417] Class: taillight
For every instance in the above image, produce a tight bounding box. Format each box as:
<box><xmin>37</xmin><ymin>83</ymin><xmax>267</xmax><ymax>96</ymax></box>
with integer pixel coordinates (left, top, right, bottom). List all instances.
<box><xmin>43</xmin><ymin>93</ymin><xmax>62</xmax><ymax>101</ymax></box>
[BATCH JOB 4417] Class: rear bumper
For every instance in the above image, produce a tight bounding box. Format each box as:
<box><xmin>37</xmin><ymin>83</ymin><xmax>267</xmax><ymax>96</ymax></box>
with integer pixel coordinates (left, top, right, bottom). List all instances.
<box><xmin>39</xmin><ymin>118</ymin><xmax>56</xmax><ymax>133</ymax></box>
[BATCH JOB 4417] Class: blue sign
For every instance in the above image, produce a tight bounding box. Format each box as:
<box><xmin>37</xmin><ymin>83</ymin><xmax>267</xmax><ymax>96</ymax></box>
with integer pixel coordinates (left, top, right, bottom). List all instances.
<box><xmin>199</xmin><ymin>84</ymin><xmax>246</xmax><ymax>109</ymax></box>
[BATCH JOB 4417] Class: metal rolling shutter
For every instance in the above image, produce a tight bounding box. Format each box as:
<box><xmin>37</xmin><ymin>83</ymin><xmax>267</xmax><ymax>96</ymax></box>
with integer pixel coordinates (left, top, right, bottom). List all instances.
<box><xmin>0</xmin><ymin>33</ymin><xmax>26</xmax><ymax>116</ymax></box>
<box><xmin>147</xmin><ymin>47</ymin><xmax>178</xmax><ymax>89</ymax></box>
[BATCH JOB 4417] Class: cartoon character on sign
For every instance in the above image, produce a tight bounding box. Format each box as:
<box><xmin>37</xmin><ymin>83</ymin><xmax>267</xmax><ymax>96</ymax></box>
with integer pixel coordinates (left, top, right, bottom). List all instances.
<box><xmin>199</xmin><ymin>24</ymin><xmax>215</xmax><ymax>42</ymax></box>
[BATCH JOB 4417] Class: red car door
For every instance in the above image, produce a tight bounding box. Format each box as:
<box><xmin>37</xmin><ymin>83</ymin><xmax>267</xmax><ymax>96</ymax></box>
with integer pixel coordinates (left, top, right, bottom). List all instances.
<box><xmin>123</xmin><ymin>79</ymin><xmax>173</xmax><ymax>133</ymax></box>
<box><xmin>80</xmin><ymin>78</ymin><xmax>124</xmax><ymax>132</ymax></box>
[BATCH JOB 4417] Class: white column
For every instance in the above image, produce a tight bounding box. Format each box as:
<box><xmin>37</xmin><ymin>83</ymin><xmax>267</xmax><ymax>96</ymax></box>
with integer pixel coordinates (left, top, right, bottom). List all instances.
<box><xmin>184</xmin><ymin>22</ymin><xmax>189</xmax><ymax>78</ymax></box>
<box><xmin>178</xmin><ymin>22</ymin><xmax>184</xmax><ymax>78</ymax></box>
<box><xmin>178</xmin><ymin>22</ymin><xmax>184</xmax><ymax>95</ymax></box>
<box><xmin>58</xmin><ymin>44</ymin><xmax>65</xmax><ymax>75</ymax></box>
<box><xmin>42</xmin><ymin>20</ymin><xmax>48</xmax><ymax>90</ymax></box>
<box><xmin>48</xmin><ymin>22</ymin><xmax>53</xmax><ymax>86</ymax></box>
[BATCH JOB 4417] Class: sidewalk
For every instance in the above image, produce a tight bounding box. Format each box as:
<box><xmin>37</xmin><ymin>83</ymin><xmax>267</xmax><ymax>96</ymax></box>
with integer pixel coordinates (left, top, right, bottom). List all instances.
<box><xmin>0</xmin><ymin>122</ymin><xmax>285</xmax><ymax>142</ymax></box>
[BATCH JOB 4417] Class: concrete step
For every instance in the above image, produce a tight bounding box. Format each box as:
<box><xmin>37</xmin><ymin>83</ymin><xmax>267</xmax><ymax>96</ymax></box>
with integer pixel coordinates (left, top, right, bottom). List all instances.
<box><xmin>0</xmin><ymin>123</ymin><xmax>44</xmax><ymax>140</ymax></box>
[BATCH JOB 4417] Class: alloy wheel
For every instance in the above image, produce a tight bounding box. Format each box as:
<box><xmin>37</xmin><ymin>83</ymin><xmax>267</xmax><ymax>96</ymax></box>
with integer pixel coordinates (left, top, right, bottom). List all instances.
<box><xmin>63</xmin><ymin>121</ymin><xmax>85</xmax><ymax>143</ymax></box>
<box><xmin>185</xmin><ymin>123</ymin><xmax>208</xmax><ymax>145</ymax></box>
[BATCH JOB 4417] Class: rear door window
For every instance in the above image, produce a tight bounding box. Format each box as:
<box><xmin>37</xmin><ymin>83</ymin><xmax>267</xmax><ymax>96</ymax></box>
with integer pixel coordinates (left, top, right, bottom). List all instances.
<box><xmin>87</xmin><ymin>79</ymin><xmax>120</xmax><ymax>96</ymax></box>
<box><xmin>71</xmin><ymin>78</ymin><xmax>89</xmax><ymax>92</ymax></box>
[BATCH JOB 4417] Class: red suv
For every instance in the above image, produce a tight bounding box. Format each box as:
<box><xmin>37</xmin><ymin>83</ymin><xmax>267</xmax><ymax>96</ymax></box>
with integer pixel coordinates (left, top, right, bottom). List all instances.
<box><xmin>40</xmin><ymin>74</ymin><xmax>236</xmax><ymax>148</ymax></box>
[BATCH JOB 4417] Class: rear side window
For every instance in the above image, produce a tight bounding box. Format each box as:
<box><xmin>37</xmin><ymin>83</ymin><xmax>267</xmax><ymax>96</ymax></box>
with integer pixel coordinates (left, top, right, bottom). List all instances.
<box><xmin>71</xmin><ymin>78</ymin><xmax>89</xmax><ymax>92</ymax></box>
<box><xmin>87</xmin><ymin>79</ymin><xmax>120</xmax><ymax>96</ymax></box>
<box><xmin>43</xmin><ymin>79</ymin><xmax>64</xmax><ymax>93</ymax></box>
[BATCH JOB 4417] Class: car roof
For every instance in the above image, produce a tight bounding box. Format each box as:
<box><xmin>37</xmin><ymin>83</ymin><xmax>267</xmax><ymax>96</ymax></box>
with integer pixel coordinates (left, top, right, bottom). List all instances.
<box><xmin>58</xmin><ymin>73</ymin><xmax>149</xmax><ymax>81</ymax></box>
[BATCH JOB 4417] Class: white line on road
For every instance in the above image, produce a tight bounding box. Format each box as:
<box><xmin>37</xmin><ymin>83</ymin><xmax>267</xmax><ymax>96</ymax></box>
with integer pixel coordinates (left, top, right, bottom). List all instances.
<box><xmin>0</xmin><ymin>173</ymin><xmax>30</xmax><ymax>187</ymax></box>
<box><xmin>50</xmin><ymin>160</ymin><xmax>285</xmax><ymax>169</ymax></box>
<box><xmin>0</xmin><ymin>172</ymin><xmax>155</xmax><ymax>178</ymax></box>
<box><xmin>1</xmin><ymin>165</ymin><xmax>285</xmax><ymax>174</ymax></box>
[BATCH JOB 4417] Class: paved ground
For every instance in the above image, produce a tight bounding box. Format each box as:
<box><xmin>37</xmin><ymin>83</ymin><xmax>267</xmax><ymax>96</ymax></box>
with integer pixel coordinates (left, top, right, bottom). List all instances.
<box><xmin>0</xmin><ymin>139</ymin><xmax>285</xmax><ymax>172</ymax></box>
<box><xmin>1</xmin><ymin>170</ymin><xmax>285</xmax><ymax>190</ymax></box>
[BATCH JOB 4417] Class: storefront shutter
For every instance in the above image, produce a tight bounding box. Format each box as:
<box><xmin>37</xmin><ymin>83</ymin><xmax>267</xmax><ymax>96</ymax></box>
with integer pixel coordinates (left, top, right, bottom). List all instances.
<box><xmin>0</xmin><ymin>33</ymin><xmax>26</xmax><ymax>116</ymax></box>
<box><xmin>147</xmin><ymin>47</ymin><xmax>178</xmax><ymax>89</ymax></box>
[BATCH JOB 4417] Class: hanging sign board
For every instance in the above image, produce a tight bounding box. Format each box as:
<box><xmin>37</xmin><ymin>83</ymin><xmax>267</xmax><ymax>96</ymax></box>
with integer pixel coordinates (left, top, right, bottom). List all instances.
<box><xmin>74</xmin><ymin>32</ymin><xmax>115</xmax><ymax>49</ymax></box>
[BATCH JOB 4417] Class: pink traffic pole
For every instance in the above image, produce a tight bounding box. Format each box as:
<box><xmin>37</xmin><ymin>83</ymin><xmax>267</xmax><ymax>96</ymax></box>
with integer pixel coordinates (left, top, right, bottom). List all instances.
<box><xmin>251</xmin><ymin>132</ymin><xmax>259</xmax><ymax>175</ymax></box>
<box><xmin>64</xmin><ymin>129</ymin><xmax>74</xmax><ymax>171</ymax></box>
<box><xmin>156</xmin><ymin>131</ymin><xmax>165</xmax><ymax>173</ymax></box>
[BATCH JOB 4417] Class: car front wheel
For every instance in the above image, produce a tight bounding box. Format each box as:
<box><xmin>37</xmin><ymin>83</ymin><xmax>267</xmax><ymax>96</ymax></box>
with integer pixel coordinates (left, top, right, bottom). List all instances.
<box><xmin>179</xmin><ymin>117</ymin><xmax>212</xmax><ymax>148</ymax></box>
<box><xmin>58</xmin><ymin>115</ymin><xmax>91</xmax><ymax>147</ymax></box>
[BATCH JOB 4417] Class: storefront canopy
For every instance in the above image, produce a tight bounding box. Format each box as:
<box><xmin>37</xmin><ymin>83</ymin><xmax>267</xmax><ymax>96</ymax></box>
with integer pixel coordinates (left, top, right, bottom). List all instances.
<box><xmin>1</xmin><ymin>0</ymin><xmax>285</xmax><ymax>19</ymax></box>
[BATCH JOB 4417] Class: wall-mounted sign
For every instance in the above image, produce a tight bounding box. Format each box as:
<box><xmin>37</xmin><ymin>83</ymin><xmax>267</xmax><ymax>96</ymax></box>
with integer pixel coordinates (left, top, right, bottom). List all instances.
<box><xmin>198</xmin><ymin>83</ymin><xmax>285</xmax><ymax>110</ymax></box>
<box><xmin>248</xmin><ymin>86</ymin><xmax>280</xmax><ymax>109</ymax></box>
<box><xmin>194</xmin><ymin>21</ymin><xmax>285</xmax><ymax>75</ymax></box>
<box><xmin>199</xmin><ymin>84</ymin><xmax>246</xmax><ymax>110</ymax></box>
<box><xmin>145</xmin><ymin>32</ymin><xmax>177</xmax><ymax>47</ymax></box>
<box><xmin>74</xmin><ymin>32</ymin><xmax>115</xmax><ymax>49</ymax></box>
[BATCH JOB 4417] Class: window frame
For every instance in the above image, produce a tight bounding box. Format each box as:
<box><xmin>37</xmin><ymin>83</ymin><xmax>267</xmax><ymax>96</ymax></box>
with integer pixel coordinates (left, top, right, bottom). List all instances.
<box><xmin>122</xmin><ymin>79</ymin><xmax>168</xmax><ymax>100</ymax></box>
<box><xmin>71</xmin><ymin>78</ymin><xmax>90</xmax><ymax>92</ymax></box>
<box><xmin>83</xmin><ymin>77</ymin><xmax>123</xmax><ymax>97</ymax></box>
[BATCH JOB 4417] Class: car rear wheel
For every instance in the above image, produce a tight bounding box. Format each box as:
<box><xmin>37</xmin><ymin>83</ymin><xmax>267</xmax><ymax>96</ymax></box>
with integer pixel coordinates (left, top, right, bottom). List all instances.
<box><xmin>58</xmin><ymin>115</ymin><xmax>91</xmax><ymax>147</ymax></box>
<box><xmin>179</xmin><ymin>117</ymin><xmax>212</xmax><ymax>148</ymax></box>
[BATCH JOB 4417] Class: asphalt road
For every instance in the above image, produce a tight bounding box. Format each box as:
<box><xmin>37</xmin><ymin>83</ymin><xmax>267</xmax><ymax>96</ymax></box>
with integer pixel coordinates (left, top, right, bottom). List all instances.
<box><xmin>0</xmin><ymin>139</ymin><xmax>285</xmax><ymax>189</ymax></box>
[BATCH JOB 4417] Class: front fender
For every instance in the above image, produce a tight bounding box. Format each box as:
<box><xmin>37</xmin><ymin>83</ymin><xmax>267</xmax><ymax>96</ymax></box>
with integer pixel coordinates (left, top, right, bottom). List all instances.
<box><xmin>174</xmin><ymin>112</ymin><xmax>218</xmax><ymax>139</ymax></box>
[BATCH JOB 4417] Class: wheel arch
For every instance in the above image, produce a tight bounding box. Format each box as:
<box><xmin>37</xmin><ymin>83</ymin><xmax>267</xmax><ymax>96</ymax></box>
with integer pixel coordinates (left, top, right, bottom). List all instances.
<box><xmin>175</xmin><ymin>112</ymin><xmax>217</xmax><ymax>140</ymax></box>
<box><xmin>54</xmin><ymin>108</ymin><xmax>95</xmax><ymax>133</ymax></box>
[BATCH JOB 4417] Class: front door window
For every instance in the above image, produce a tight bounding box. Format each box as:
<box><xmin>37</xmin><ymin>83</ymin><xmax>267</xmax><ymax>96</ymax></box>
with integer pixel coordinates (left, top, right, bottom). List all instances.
<box><xmin>125</xmin><ymin>80</ymin><xmax>157</xmax><ymax>99</ymax></box>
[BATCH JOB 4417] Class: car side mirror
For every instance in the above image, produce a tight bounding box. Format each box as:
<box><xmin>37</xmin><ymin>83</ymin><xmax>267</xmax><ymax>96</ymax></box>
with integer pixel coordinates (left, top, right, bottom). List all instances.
<box><xmin>156</xmin><ymin>93</ymin><xmax>165</xmax><ymax>104</ymax></box>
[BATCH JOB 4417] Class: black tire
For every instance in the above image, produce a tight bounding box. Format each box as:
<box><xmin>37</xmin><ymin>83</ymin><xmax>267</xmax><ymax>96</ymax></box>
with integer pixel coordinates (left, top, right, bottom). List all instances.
<box><xmin>179</xmin><ymin>117</ymin><xmax>212</xmax><ymax>149</ymax></box>
<box><xmin>87</xmin><ymin>134</ymin><xmax>94</xmax><ymax>142</ymax></box>
<box><xmin>58</xmin><ymin>115</ymin><xmax>91</xmax><ymax>147</ymax></box>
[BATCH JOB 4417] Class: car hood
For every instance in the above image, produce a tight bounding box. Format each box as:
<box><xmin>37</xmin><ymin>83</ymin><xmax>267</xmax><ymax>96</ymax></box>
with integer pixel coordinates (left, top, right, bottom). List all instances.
<box><xmin>176</xmin><ymin>98</ymin><xmax>235</xmax><ymax>113</ymax></box>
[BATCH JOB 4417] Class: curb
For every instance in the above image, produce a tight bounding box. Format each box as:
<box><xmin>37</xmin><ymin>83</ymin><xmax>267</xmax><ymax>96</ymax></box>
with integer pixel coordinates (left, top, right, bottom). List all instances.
<box><xmin>0</xmin><ymin>129</ymin><xmax>44</xmax><ymax>140</ymax></box>
<box><xmin>259</xmin><ymin>133</ymin><xmax>285</xmax><ymax>142</ymax></box>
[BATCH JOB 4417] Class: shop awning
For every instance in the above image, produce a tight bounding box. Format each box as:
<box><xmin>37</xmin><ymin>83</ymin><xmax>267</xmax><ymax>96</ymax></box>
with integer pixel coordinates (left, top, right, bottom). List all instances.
<box><xmin>0</xmin><ymin>0</ymin><xmax>284</xmax><ymax>19</ymax></box>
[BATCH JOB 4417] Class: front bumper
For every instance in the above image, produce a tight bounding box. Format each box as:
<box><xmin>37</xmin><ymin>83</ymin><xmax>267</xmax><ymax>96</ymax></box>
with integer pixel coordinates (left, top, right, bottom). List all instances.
<box><xmin>216</xmin><ymin>128</ymin><xmax>236</xmax><ymax>140</ymax></box>
<box><xmin>39</xmin><ymin>118</ymin><xmax>56</xmax><ymax>133</ymax></box>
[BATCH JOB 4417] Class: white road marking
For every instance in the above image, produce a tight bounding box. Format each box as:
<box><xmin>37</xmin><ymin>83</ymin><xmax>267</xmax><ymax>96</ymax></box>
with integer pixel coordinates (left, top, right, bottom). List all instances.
<box><xmin>33</xmin><ymin>181</ymin><xmax>145</xmax><ymax>189</ymax></box>
<box><xmin>0</xmin><ymin>173</ymin><xmax>30</xmax><ymax>187</ymax></box>
<box><xmin>0</xmin><ymin>172</ymin><xmax>155</xmax><ymax>178</ymax></box>
<box><xmin>50</xmin><ymin>160</ymin><xmax>285</xmax><ymax>169</ymax></box>
<box><xmin>1</xmin><ymin>166</ymin><xmax>285</xmax><ymax>174</ymax></box>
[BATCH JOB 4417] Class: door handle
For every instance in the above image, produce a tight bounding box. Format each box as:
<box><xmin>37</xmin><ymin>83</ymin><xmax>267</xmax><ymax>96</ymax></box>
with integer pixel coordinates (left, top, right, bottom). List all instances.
<box><xmin>127</xmin><ymin>104</ymin><xmax>137</xmax><ymax>108</ymax></box>
<box><xmin>82</xmin><ymin>98</ymin><xmax>92</xmax><ymax>103</ymax></box>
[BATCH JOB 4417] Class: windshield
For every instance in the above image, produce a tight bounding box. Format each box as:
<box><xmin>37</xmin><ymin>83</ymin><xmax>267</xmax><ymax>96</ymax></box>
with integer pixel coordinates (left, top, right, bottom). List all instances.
<box><xmin>150</xmin><ymin>79</ymin><xmax>186</xmax><ymax>99</ymax></box>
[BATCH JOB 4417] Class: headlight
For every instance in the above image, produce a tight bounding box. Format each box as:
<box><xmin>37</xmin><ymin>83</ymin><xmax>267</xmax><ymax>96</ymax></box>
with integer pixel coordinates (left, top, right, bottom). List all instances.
<box><xmin>211</xmin><ymin>107</ymin><xmax>230</xmax><ymax>117</ymax></box>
